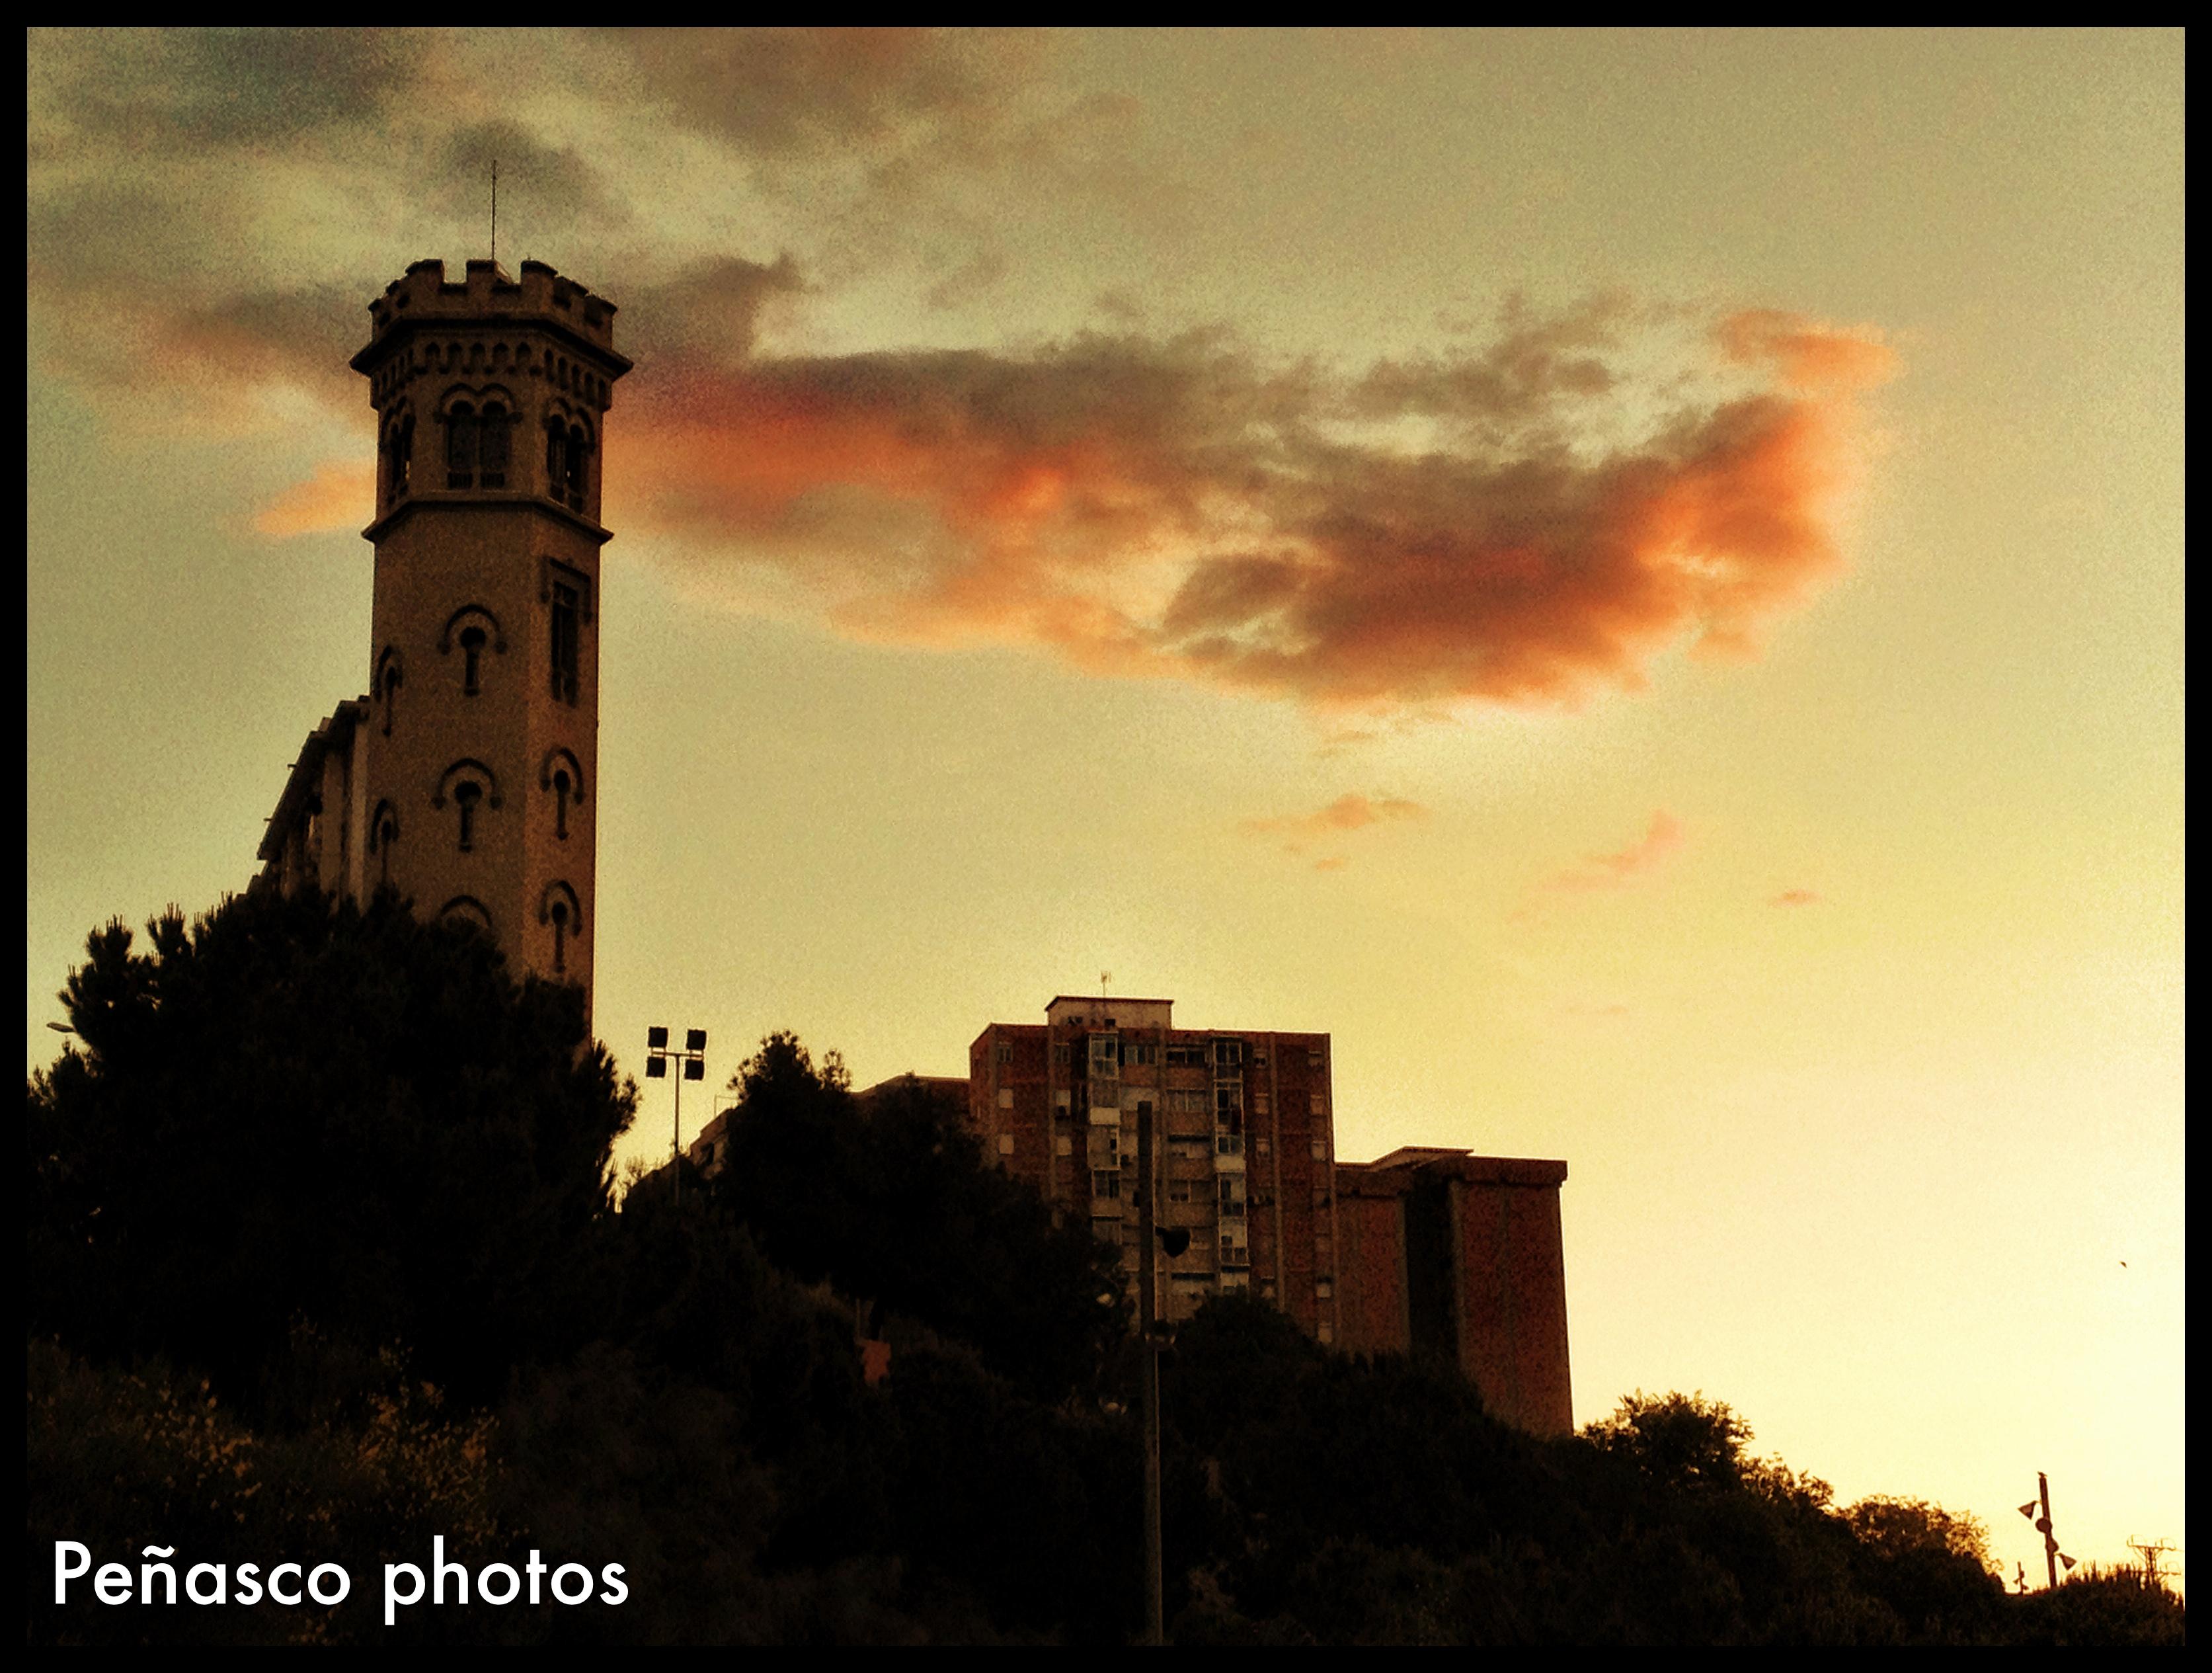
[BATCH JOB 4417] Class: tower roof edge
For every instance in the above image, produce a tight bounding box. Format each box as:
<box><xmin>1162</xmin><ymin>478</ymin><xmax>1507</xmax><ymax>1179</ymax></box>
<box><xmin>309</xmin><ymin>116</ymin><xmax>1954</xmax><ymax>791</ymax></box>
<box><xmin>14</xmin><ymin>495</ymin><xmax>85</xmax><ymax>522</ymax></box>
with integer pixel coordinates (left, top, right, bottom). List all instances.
<box><xmin>353</xmin><ymin>258</ymin><xmax>629</xmax><ymax>374</ymax></box>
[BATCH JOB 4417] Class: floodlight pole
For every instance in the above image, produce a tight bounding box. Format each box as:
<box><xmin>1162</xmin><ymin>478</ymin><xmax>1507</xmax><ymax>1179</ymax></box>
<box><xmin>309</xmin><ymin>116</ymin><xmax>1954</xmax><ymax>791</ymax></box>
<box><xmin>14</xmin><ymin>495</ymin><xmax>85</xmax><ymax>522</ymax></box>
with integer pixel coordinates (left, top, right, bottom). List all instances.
<box><xmin>646</xmin><ymin>1028</ymin><xmax>708</xmax><ymax>1208</ymax></box>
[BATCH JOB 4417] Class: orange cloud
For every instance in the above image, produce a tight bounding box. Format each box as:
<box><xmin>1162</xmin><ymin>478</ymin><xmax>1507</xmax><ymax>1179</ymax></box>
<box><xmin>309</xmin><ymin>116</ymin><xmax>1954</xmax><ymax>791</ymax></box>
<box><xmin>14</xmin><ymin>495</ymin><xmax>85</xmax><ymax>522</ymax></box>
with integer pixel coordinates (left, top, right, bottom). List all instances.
<box><xmin>1547</xmin><ymin>810</ymin><xmax>1684</xmax><ymax>892</ymax></box>
<box><xmin>1770</xmin><ymin>887</ymin><xmax>1821</xmax><ymax>907</ymax></box>
<box><xmin>1240</xmin><ymin>792</ymin><xmax>1429</xmax><ymax>860</ymax></box>
<box><xmin>253</xmin><ymin>458</ymin><xmax>374</xmax><ymax>537</ymax></box>
<box><xmin>617</xmin><ymin>300</ymin><xmax>1895</xmax><ymax>714</ymax></box>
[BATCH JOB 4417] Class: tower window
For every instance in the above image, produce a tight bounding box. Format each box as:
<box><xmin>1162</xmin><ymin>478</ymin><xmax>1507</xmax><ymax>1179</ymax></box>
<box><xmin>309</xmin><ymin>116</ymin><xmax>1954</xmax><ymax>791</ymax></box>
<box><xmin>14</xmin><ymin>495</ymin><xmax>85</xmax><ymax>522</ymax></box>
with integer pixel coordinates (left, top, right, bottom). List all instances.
<box><xmin>375</xmin><ymin>647</ymin><xmax>403</xmax><ymax>737</ymax></box>
<box><xmin>565</xmin><ymin>424</ymin><xmax>588</xmax><ymax>510</ymax></box>
<box><xmin>389</xmin><ymin>413</ymin><xmax>416</xmax><ymax>502</ymax></box>
<box><xmin>479</xmin><ymin>403</ymin><xmax>510</xmax><ymax>488</ymax></box>
<box><xmin>459</xmin><ymin>626</ymin><xmax>487</xmax><ymax>696</ymax></box>
<box><xmin>539</xmin><ymin>882</ymin><xmax>582</xmax><ymax>979</ymax></box>
<box><xmin>447</xmin><ymin>403</ymin><xmax>477</xmax><ymax>488</ymax></box>
<box><xmin>454</xmin><ymin>781</ymin><xmax>483</xmax><ymax>852</ymax></box>
<box><xmin>552</xmin><ymin>768</ymin><xmax>573</xmax><ymax>839</ymax></box>
<box><xmin>372</xmin><ymin>803</ymin><xmax>399</xmax><ymax>887</ymax></box>
<box><xmin>551</xmin><ymin>583</ymin><xmax>580</xmax><ymax>706</ymax></box>
<box><xmin>545</xmin><ymin>420</ymin><xmax>566</xmax><ymax>499</ymax></box>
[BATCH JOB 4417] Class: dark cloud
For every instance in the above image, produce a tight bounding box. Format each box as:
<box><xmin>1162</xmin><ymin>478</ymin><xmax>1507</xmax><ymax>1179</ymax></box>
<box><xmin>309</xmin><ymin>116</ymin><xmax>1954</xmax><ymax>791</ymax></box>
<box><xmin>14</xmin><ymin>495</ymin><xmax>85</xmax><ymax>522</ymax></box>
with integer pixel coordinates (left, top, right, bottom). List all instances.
<box><xmin>434</xmin><ymin>120</ymin><xmax>633</xmax><ymax>246</ymax></box>
<box><xmin>34</xmin><ymin>28</ymin><xmax>426</xmax><ymax>149</ymax></box>
<box><xmin>606</xmin><ymin>27</ymin><xmax>1034</xmax><ymax>161</ymax></box>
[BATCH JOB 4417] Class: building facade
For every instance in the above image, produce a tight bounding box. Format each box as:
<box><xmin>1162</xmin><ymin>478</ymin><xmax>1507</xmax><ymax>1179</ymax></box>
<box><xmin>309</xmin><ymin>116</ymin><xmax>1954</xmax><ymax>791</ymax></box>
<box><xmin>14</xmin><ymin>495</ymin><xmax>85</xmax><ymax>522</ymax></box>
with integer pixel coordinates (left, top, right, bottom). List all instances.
<box><xmin>1336</xmin><ymin>1149</ymin><xmax>1573</xmax><ymax>1435</ymax></box>
<box><xmin>257</xmin><ymin>259</ymin><xmax>630</xmax><ymax>1019</ymax></box>
<box><xmin>968</xmin><ymin>996</ymin><xmax>1346</xmax><ymax>1339</ymax></box>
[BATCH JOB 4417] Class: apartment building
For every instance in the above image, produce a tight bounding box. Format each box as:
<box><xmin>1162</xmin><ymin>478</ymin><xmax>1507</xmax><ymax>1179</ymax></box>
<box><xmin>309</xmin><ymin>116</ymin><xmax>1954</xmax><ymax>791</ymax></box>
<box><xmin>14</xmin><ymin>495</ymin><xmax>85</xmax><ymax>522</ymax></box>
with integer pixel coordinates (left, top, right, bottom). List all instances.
<box><xmin>968</xmin><ymin>995</ymin><xmax>1345</xmax><ymax>1340</ymax></box>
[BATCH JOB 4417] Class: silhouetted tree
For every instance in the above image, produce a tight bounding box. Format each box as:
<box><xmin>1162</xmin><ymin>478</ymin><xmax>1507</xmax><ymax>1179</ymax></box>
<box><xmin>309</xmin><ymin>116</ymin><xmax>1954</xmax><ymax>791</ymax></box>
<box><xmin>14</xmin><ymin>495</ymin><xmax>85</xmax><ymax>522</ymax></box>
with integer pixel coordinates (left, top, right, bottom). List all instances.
<box><xmin>709</xmin><ymin>1034</ymin><xmax>1126</xmax><ymax>1398</ymax></box>
<box><xmin>1583</xmin><ymin>1389</ymin><xmax>1756</xmax><ymax>1491</ymax></box>
<box><xmin>1841</xmin><ymin>1496</ymin><xmax>2004</xmax><ymax>1639</ymax></box>
<box><xmin>27</xmin><ymin>887</ymin><xmax>633</xmax><ymax>1408</ymax></box>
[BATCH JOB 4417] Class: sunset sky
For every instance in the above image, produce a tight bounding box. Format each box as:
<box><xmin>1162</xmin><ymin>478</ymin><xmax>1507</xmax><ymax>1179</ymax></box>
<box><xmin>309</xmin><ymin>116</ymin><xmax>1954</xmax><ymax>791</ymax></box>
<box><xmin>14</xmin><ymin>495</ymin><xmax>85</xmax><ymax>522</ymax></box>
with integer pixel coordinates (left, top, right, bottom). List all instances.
<box><xmin>26</xmin><ymin>30</ymin><xmax>2182</xmax><ymax>1589</ymax></box>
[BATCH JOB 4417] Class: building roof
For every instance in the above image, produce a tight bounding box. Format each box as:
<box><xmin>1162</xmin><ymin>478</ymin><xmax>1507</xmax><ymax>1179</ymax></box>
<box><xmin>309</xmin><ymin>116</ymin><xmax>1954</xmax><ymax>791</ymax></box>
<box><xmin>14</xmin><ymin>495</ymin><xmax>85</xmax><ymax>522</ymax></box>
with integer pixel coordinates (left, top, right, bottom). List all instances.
<box><xmin>1341</xmin><ymin>1149</ymin><xmax>1569</xmax><ymax>1188</ymax></box>
<box><xmin>257</xmin><ymin>696</ymin><xmax>369</xmax><ymax>864</ymax></box>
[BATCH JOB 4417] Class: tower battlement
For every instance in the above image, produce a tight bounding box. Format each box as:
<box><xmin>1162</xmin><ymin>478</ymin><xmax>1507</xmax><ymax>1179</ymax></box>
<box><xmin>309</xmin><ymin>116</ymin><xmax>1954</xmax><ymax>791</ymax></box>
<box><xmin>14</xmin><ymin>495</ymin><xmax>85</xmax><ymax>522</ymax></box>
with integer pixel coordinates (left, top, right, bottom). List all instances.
<box><xmin>355</xmin><ymin>259</ymin><xmax>627</xmax><ymax>372</ymax></box>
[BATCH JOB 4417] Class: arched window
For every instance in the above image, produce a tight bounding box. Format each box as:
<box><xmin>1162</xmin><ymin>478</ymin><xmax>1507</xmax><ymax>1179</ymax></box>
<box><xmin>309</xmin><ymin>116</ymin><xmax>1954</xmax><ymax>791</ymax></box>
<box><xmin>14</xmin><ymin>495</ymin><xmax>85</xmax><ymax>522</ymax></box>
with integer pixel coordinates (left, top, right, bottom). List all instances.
<box><xmin>432</xmin><ymin>759</ymin><xmax>501</xmax><ymax>853</ymax></box>
<box><xmin>439</xmin><ymin>895</ymin><xmax>494</xmax><ymax>936</ymax></box>
<box><xmin>375</xmin><ymin>646</ymin><xmax>404</xmax><ymax>738</ymax></box>
<box><xmin>479</xmin><ymin>402</ymin><xmax>510</xmax><ymax>488</ymax></box>
<box><xmin>541</xmin><ymin>747</ymin><xmax>586</xmax><ymax>842</ymax></box>
<box><xmin>447</xmin><ymin>402</ymin><xmax>477</xmax><ymax>488</ymax></box>
<box><xmin>369</xmin><ymin>800</ymin><xmax>399</xmax><ymax>888</ymax></box>
<box><xmin>438</xmin><ymin>606</ymin><xmax>506</xmax><ymax>687</ymax></box>
<box><xmin>454</xmin><ymin>781</ymin><xmax>483</xmax><ymax>852</ymax></box>
<box><xmin>539</xmin><ymin>881</ymin><xmax>583</xmax><ymax>977</ymax></box>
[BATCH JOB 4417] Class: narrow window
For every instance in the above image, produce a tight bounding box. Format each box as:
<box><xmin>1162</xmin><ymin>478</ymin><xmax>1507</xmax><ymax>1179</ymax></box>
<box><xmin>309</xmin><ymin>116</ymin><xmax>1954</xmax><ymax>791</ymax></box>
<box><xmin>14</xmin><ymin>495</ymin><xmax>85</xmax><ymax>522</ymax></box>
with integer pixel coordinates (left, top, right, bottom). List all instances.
<box><xmin>379</xmin><ymin>665</ymin><xmax>401</xmax><ymax>737</ymax></box>
<box><xmin>447</xmin><ymin>404</ymin><xmax>477</xmax><ymax>488</ymax></box>
<box><xmin>549</xmin><ymin>898</ymin><xmax>569</xmax><ymax>973</ymax></box>
<box><xmin>375</xmin><ymin>812</ymin><xmax>398</xmax><ymax>885</ymax></box>
<box><xmin>565</xmin><ymin>424</ymin><xmax>588</xmax><ymax>510</ymax></box>
<box><xmin>550</xmin><ymin>582</ymin><xmax>580</xmax><ymax>706</ymax></box>
<box><xmin>545</xmin><ymin>419</ymin><xmax>566</xmax><ymax>497</ymax></box>
<box><xmin>479</xmin><ymin>403</ymin><xmax>509</xmax><ymax>487</ymax></box>
<box><xmin>552</xmin><ymin>768</ymin><xmax>573</xmax><ymax>839</ymax></box>
<box><xmin>454</xmin><ymin>781</ymin><xmax>483</xmax><ymax>852</ymax></box>
<box><xmin>395</xmin><ymin>416</ymin><xmax>414</xmax><ymax>498</ymax></box>
<box><xmin>459</xmin><ymin>626</ymin><xmax>486</xmax><ymax>696</ymax></box>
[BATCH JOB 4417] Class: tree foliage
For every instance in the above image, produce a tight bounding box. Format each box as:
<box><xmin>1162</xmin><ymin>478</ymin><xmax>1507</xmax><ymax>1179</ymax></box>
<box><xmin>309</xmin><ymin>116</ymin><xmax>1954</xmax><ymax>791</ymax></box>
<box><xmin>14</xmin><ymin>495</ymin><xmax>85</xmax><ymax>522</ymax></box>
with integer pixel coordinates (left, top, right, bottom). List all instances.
<box><xmin>28</xmin><ymin>887</ymin><xmax>631</xmax><ymax>1406</ymax></box>
<box><xmin>705</xmin><ymin>1034</ymin><xmax>1126</xmax><ymax>1398</ymax></box>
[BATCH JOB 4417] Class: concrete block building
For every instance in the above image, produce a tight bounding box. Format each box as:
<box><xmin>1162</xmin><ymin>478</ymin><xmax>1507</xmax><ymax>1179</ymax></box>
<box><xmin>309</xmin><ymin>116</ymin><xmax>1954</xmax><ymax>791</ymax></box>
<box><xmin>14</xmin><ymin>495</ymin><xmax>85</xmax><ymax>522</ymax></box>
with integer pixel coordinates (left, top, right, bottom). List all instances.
<box><xmin>1335</xmin><ymin>1149</ymin><xmax>1573</xmax><ymax>1436</ymax></box>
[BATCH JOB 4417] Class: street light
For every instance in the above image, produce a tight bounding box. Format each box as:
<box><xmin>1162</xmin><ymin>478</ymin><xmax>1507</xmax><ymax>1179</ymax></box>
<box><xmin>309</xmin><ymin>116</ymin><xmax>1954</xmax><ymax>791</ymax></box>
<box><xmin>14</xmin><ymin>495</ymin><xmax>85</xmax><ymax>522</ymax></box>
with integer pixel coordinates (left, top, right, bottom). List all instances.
<box><xmin>646</xmin><ymin>1026</ymin><xmax>707</xmax><ymax>1206</ymax></box>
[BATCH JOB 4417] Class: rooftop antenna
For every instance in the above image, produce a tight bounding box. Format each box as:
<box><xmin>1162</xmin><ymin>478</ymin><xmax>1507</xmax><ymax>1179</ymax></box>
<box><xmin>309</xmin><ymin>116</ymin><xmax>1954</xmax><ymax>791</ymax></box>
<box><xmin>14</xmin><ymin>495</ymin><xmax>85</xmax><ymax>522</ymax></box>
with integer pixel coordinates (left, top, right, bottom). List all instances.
<box><xmin>1101</xmin><ymin>969</ymin><xmax>1112</xmax><ymax>1002</ymax></box>
<box><xmin>490</xmin><ymin>157</ymin><xmax>498</xmax><ymax>266</ymax></box>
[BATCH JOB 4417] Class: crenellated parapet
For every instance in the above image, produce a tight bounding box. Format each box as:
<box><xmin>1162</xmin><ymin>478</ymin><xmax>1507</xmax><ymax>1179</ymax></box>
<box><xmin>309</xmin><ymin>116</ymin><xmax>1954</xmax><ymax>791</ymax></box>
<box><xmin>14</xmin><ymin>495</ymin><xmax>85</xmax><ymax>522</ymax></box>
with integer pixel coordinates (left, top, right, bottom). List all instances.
<box><xmin>360</xmin><ymin>258</ymin><xmax>623</xmax><ymax>357</ymax></box>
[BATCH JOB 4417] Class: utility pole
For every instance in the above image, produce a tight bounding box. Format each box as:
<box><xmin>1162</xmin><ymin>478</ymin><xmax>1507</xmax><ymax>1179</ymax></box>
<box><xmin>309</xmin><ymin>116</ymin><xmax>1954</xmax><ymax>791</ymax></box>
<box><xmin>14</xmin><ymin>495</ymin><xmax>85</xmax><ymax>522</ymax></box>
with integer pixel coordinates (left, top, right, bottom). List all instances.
<box><xmin>1137</xmin><ymin>1098</ymin><xmax>1163</xmax><ymax>1645</ymax></box>
<box><xmin>2127</xmin><ymin>1537</ymin><xmax>2176</xmax><ymax>1589</ymax></box>
<box><xmin>2018</xmin><ymin>1472</ymin><xmax>2074</xmax><ymax>1590</ymax></box>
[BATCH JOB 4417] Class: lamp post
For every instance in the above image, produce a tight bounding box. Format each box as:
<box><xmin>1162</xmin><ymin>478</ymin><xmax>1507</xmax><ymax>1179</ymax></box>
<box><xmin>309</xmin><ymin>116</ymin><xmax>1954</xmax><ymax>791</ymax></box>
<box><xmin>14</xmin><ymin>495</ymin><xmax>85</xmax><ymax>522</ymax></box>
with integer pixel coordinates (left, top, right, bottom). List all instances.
<box><xmin>646</xmin><ymin>1026</ymin><xmax>707</xmax><ymax>1207</ymax></box>
<box><xmin>1132</xmin><ymin>1100</ymin><xmax>1189</xmax><ymax>1645</ymax></box>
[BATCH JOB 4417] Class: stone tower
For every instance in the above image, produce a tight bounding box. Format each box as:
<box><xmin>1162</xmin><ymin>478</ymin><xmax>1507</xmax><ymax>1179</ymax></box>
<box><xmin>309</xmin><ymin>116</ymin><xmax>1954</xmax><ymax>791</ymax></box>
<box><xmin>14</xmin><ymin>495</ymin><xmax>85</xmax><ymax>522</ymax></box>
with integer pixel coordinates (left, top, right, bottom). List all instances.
<box><xmin>258</xmin><ymin>259</ymin><xmax>630</xmax><ymax>1020</ymax></box>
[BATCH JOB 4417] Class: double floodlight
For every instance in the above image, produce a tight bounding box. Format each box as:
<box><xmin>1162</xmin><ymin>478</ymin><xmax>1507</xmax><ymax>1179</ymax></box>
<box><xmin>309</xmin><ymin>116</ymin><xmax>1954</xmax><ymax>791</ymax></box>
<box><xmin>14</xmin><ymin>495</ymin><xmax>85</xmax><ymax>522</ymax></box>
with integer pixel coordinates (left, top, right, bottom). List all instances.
<box><xmin>646</xmin><ymin>1026</ymin><xmax>707</xmax><ymax>1080</ymax></box>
